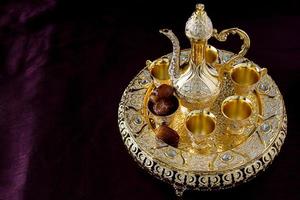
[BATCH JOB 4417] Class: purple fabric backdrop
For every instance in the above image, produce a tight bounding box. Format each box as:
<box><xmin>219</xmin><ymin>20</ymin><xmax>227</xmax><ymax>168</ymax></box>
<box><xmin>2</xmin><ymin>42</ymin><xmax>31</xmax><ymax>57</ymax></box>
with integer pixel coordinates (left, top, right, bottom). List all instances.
<box><xmin>0</xmin><ymin>1</ymin><xmax>54</xmax><ymax>199</ymax></box>
<box><xmin>0</xmin><ymin>0</ymin><xmax>299</xmax><ymax>200</ymax></box>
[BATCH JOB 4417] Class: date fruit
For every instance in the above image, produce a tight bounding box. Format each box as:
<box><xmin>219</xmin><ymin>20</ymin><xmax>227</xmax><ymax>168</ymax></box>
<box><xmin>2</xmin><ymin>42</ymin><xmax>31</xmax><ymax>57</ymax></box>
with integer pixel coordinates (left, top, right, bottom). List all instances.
<box><xmin>155</xmin><ymin>125</ymin><xmax>179</xmax><ymax>147</ymax></box>
<box><xmin>152</xmin><ymin>84</ymin><xmax>174</xmax><ymax>99</ymax></box>
<box><xmin>153</xmin><ymin>97</ymin><xmax>177</xmax><ymax>116</ymax></box>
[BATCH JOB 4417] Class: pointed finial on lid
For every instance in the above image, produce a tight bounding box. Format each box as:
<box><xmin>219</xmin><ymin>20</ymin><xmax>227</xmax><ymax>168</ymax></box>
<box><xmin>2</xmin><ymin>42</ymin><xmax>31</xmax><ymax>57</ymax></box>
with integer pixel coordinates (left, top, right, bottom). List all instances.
<box><xmin>185</xmin><ymin>3</ymin><xmax>213</xmax><ymax>41</ymax></box>
<box><xmin>196</xmin><ymin>3</ymin><xmax>205</xmax><ymax>13</ymax></box>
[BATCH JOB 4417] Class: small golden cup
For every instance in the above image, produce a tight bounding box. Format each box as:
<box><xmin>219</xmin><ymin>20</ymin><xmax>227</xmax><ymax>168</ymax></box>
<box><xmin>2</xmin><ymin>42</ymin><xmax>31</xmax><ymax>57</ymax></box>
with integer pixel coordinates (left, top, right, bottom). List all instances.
<box><xmin>148</xmin><ymin>58</ymin><xmax>171</xmax><ymax>86</ymax></box>
<box><xmin>230</xmin><ymin>62</ymin><xmax>267</xmax><ymax>96</ymax></box>
<box><xmin>221</xmin><ymin>95</ymin><xmax>253</xmax><ymax>134</ymax></box>
<box><xmin>147</xmin><ymin>95</ymin><xmax>179</xmax><ymax>126</ymax></box>
<box><xmin>185</xmin><ymin>110</ymin><xmax>216</xmax><ymax>149</ymax></box>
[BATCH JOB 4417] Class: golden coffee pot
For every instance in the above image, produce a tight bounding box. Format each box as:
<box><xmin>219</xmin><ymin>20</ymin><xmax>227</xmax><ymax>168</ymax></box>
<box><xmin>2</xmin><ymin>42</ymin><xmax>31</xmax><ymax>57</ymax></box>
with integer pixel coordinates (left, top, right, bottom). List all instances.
<box><xmin>160</xmin><ymin>4</ymin><xmax>250</xmax><ymax>110</ymax></box>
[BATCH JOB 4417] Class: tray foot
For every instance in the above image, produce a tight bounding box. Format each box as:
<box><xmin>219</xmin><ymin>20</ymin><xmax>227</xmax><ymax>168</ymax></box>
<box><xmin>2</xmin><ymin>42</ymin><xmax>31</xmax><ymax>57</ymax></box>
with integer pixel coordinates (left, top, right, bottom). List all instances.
<box><xmin>173</xmin><ymin>185</ymin><xmax>186</xmax><ymax>199</ymax></box>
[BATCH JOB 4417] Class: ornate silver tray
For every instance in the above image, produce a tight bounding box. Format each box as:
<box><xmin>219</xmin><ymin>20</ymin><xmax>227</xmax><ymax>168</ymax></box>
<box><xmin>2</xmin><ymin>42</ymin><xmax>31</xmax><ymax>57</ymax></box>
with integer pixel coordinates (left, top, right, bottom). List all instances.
<box><xmin>118</xmin><ymin>4</ymin><xmax>287</xmax><ymax>197</ymax></box>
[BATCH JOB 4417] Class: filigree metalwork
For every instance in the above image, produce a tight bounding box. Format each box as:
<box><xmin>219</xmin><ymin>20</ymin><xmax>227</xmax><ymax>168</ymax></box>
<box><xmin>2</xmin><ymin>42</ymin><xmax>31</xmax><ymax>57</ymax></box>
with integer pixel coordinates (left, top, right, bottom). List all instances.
<box><xmin>118</xmin><ymin>49</ymin><xmax>287</xmax><ymax>196</ymax></box>
<box><xmin>213</xmin><ymin>28</ymin><xmax>251</xmax><ymax>67</ymax></box>
<box><xmin>118</xmin><ymin>3</ymin><xmax>286</xmax><ymax>197</ymax></box>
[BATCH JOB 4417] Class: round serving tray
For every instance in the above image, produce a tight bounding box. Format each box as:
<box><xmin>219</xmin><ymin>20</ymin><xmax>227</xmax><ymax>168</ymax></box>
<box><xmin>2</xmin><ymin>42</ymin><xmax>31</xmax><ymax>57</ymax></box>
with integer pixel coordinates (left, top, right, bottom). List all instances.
<box><xmin>118</xmin><ymin>49</ymin><xmax>287</xmax><ymax>195</ymax></box>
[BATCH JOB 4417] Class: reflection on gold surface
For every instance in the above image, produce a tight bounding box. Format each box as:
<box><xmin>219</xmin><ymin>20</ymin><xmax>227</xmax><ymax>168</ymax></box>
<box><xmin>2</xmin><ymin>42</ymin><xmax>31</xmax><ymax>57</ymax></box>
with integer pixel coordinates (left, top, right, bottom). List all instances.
<box><xmin>186</xmin><ymin>111</ymin><xmax>216</xmax><ymax>136</ymax></box>
<box><xmin>185</xmin><ymin>110</ymin><xmax>217</xmax><ymax>153</ymax></box>
<box><xmin>144</xmin><ymin>69</ymin><xmax>261</xmax><ymax>155</ymax></box>
<box><xmin>221</xmin><ymin>96</ymin><xmax>252</xmax><ymax>121</ymax></box>
<box><xmin>205</xmin><ymin>45</ymin><xmax>218</xmax><ymax>64</ymax></box>
<box><xmin>147</xmin><ymin>95</ymin><xmax>179</xmax><ymax>126</ymax></box>
<box><xmin>230</xmin><ymin>63</ymin><xmax>267</xmax><ymax>96</ymax></box>
<box><xmin>214</xmin><ymin>132</ymin><xmax>248</xmax><ymax>152</ymax></box>
<box><xmin>231</xmin><ymin>66</ymin><xmax>259</xmax><ymax>86</ymax></box>
<box><xmin>149</xmin><ymin>58</ymin><xmax>170</xmax><ymax>80</ymax></box>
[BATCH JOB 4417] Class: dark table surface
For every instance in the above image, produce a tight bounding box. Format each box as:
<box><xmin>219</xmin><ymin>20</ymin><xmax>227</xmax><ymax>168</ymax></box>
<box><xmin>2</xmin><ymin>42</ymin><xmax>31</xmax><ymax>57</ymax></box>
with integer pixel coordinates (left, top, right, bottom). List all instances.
<box><xmin>0</xmin><ymin>0</ymin><xmax>299</xmax><ymax>200</ymax></box>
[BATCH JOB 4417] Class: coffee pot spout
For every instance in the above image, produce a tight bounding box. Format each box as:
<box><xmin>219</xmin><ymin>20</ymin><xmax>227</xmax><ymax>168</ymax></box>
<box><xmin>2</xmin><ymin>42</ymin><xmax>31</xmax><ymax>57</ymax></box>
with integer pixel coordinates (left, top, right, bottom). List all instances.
<box><xmin>159</xmin><ymin>29</ymin><xmax>181</xmax><ymax>81</ymax></box>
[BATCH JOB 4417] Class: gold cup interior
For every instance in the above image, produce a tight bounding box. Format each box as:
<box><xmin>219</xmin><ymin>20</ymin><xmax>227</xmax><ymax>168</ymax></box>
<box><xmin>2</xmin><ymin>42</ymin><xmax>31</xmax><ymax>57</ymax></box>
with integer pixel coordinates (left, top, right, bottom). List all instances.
<box><xmin>231</xmin><ymin>66</ymin><xmax>260</xmax><ymax>86</ymax></box>
<box><xmin>222</xmin><ymin>96</ymin><xmax>252</xmax><ymax>121</ymax></box>
<box><xmin>150</xmin><ymin>58</ymin><xmax>170</xmax><ymax>80</ymax></box>
<box><xmin>186</xmin><ymin>112</ymin><xmax>216</xmax><ymax>136</ymax></box>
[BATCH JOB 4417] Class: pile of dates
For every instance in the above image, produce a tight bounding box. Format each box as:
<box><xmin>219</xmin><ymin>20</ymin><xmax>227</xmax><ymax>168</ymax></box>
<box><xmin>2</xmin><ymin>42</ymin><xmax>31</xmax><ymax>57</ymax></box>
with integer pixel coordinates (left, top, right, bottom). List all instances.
<box><xmin>148</xmin><ymin>84</ymin><xmax>180</xmax><ymax>147</ymax></box>
<box><xmin>148</xmin><ymin>84</ymin><xmax>178</xmax><ymax>116</ymax></box>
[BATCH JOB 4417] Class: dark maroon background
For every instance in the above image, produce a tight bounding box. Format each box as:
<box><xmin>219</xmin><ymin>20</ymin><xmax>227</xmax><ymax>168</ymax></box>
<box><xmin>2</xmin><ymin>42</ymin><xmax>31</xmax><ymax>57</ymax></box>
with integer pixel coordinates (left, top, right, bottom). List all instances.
<box><xmin>0</xmin><ymin>0</ymin><xmax>299</xmax><ymax>199</ymax></box>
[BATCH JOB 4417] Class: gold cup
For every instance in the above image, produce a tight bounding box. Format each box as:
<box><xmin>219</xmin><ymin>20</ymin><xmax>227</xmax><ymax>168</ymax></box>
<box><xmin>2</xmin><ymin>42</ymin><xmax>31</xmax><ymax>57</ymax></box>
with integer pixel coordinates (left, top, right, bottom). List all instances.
<box><xmin>147</xmin><ymin>95</ymin><xmax>179</xmax><ymax>126</ymax></box>
<box><xmin>185</xmin><ymin>110</ymin><xmax>216</xmax><ymax>149</ymax></box>
<box><xmin>221</xmin><ymin>95</ymin><xmax>253</xmax><ymax>134</ymax></box>
<box><xmin>148</xmin><ymin>58</ymin><xmax>171</xmax><ymax>86</ymax></box>
<box><xmin>230</xmin><ymin>62</ymin><xmax>267</xmax><ymax>96</ymax></box>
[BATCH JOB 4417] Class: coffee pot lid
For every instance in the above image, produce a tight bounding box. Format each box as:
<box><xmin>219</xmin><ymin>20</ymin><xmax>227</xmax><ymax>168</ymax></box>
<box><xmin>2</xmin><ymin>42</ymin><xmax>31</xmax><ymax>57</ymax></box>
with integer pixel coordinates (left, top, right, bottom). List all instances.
<box><xmin>185</xmin><ymin>4</ymin><xmax>213</xmax><ymax>41</ymax></box>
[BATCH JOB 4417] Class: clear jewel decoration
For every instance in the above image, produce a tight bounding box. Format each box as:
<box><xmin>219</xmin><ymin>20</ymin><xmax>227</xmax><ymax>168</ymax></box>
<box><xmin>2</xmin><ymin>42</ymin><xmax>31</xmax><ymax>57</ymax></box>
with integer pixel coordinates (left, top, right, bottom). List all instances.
<box><xmin>258</xmin><ymin>83</ymin><xmax>269</xmax><ymax>92</ymax></box>
<box><xmin>222</xmin><ymin>153</ymin><xmax>233</xmax><ymax>161</ymax></box>
<box><xmin>140</xmin><ymin>79</ymin><xmax>149</xmax><ymax>85</ymax></box>
<box><xmin>223</xmin><ymin>54</ymin><xmax>231</xmax><ymax>62</ymax></box>
<box><xmin>165</xmin><ymin>149</ymin><xmax>177</xmax><ymax>158</ymax></box>
<box><xmin>260</xmin><ymin>123</ymin><xmax>272</xmax><ymax>133</ymax></box>
<box><xmin>134</xmin><ymin>115</ymin><xmax>143</xmax><ymax>124</ymax></box>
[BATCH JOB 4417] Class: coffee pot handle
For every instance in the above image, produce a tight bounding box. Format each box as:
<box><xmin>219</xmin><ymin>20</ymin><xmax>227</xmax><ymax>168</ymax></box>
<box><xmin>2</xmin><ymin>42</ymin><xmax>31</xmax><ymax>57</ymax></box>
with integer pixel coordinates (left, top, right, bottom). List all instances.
<box><xmin>213</xmin><ymin>28</ymin><xmax>250</xmax><ymax>68</ymax></box>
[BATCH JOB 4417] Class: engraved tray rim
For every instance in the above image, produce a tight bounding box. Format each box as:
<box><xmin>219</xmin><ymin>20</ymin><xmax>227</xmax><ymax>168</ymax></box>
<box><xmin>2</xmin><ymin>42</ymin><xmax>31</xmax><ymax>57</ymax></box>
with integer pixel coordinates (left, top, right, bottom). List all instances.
<box><xmin>118</xmin><ymin>49</ymin><xmax>287</xmax><ymax>191</ymax></box>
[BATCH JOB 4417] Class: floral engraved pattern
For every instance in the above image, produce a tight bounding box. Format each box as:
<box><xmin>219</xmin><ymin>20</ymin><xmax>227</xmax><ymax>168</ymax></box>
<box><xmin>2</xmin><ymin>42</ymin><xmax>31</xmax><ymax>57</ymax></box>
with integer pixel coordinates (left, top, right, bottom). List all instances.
<box><xmin>118</xmin><ymin>50</ymin><xmax>287</xmax><ymax>191</ymax></box>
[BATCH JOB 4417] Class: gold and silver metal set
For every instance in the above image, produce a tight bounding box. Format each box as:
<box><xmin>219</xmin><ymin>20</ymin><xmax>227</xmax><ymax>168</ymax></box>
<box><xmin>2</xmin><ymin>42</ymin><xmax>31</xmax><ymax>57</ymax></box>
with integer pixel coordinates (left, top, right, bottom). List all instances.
<box><xmin>118</xmin><ymin>3</ymin><xmax>287</xmax><ymax>196</ymax></box>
